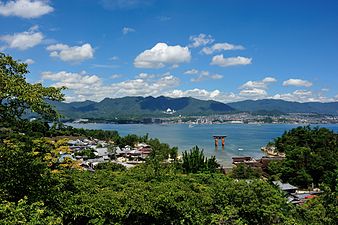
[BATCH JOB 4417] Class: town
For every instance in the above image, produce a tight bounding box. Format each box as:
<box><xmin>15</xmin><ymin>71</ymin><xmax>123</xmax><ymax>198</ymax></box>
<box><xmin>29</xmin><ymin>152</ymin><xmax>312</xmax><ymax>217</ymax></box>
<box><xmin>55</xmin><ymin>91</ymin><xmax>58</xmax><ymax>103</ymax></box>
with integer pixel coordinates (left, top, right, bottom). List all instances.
<box><xmin>73</xmin><ymin>112</ymin><xmax>338</xmax><ymax>125</ymax></box>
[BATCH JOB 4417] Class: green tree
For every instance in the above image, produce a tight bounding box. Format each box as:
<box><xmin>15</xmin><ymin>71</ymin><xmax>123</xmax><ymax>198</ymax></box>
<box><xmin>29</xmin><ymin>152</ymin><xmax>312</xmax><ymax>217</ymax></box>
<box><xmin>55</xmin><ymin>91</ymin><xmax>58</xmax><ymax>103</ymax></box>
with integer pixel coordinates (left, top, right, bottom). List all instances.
<box><xmin>268</xmin><ymin>126</ymin><xmax>338</xmax><ymax>189</ymax></box>
<box><xmin>182</xmin><ymin>146</ymin><xmax>219</xmax><ymax>173</ymax></box>
<box><xmin>0</xmin><ymin>53</ymin><xmax>65</xmax><ymax>128</ymax></box>
<box><xmin>231</xmin><ymin>163</ymin><xmax>262</xmax><ymax>179</ymax></box>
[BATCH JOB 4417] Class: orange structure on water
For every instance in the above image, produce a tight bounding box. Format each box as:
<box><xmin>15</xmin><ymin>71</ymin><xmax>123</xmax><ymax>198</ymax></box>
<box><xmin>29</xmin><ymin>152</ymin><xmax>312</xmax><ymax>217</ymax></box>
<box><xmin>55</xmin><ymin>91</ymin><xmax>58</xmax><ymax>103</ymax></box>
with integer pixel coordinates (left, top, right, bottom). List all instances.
<box><xmin>213</xmin><ymin>135</ymin><xmax>227</xmax><ymax>147</ymax></box>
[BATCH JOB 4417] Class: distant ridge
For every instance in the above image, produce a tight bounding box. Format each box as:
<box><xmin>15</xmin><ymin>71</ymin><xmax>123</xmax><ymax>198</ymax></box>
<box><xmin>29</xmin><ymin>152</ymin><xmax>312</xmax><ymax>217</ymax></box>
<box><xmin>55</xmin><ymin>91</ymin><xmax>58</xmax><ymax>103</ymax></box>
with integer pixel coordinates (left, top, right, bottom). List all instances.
<box><xmin>51</xmin><ymin>96</ymin><xmax>235</xmax><ymax>119</ymax></box>
<box><xmin>227</xmin><ymin>99</ymin><xmax>338</xmax><ymax>115</ymax></box>
<box><xmin>50</xmin><ymin>97</ymin><xmax>338</xmax><ymax>120</ymax></box>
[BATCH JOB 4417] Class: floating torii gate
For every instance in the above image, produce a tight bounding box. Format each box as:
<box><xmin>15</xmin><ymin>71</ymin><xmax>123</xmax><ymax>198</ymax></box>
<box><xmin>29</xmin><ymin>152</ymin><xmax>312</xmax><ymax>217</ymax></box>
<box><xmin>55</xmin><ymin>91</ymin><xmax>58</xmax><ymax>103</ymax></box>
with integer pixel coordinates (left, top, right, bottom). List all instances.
<box><xmin>213</xmin><ymin>135</ymin><xmax>227</xmax><ymax>147</ymax></box>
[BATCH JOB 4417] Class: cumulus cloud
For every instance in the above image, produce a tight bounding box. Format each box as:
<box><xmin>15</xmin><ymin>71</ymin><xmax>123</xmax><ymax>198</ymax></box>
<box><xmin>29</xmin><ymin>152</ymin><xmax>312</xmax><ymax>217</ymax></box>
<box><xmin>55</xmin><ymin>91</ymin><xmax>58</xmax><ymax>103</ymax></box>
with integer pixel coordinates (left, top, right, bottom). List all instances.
<box><xmin>272</xmin><ymin>89</ymin><xmax>335</xmax><ymax>102</ymax></box>
<box><xmin>189</xmin><ymin>33</ymin><xmax>214</xmax><ymax>48</ymax></box>
<box><xmin>202</xmin><ymin>42</ymin><xmax>244</xmax><ymax>54</ymax></box>
<box><xmin>41</xmin><ymin>71</ymin><xmax>101</xmax><ymax>90</ymax></box>
<box><xmin>0</xmin><ymin>0</ymin><xmax>53</xmax><ymax>18</ymax></box>
<box><xmin>24</xmin><ymin>58</ymin><xmax>35</xmax><ymax>65</ymax></box>
<box><xmin>111</xmin><ymin>74</ymin><xmax>123</xmax><ymax>79</ymax></box>
<box><xmin>210</xmin><ymin>55</ymin><xmax>252</xmax><ymax>67</ymax></box>
<box><xmin>240</xmin><ymin>77</ymin><xmax>277</xmax><ymax>89</ymax></box>
<box><xmin>184</xmin><ymin>69</ymin><xmax>199</xmax><ymax>75</ymax></box>
<box><xmin>0</xmin><ymin>26</ymin><xmax>43</xmax><ymax>50</ymax></box>
<box><xmin>164</xmin><ymin>88</ymin><xmax>245</xmax><ymax>103</ymax></box>
<box><xmin>42</xmin><ymin>71</ymin><xmax>180</xmax><ymax>102</ymax></box>
<box><xmin>185</xmin><ymin>70</ymin><xmax>223</xmax><ymax>82</ymax></box>
<box><xmin>46</xmin><ymin>43</ymin><xmax>94</xmax><ymax>63</ymax></box>
<box><xmin>282</xmin><ymin>78</ymin><xmax>313</xmax><ymax>87</ymax></box>
<box><xmin>122</xmin><ymin>27</ymin><xmax>135</xmax><ymax>35</ymax></box>
<box><xmin>238</xmin><ymin>77</ymin><xmax>276</xmax><ymax>98</ymax></box>
<box><xmin>134</xmin><ymin>43</ymin><xmax>191</xmax><ymax>68</ymax></box>
<box><xmin>239</xmin><ymin>88</ymin><xmax>267</xmax><ymax>97</ymax></box>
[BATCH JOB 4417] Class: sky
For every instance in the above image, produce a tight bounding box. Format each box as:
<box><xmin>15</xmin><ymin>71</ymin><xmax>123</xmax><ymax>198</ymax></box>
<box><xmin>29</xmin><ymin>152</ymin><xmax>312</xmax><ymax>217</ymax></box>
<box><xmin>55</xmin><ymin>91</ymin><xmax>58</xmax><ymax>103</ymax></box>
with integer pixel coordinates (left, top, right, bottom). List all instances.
<box><xmin>0</xmin><ymin>0</ymin><xmax>337</xmax><ymax>103</ymax></box>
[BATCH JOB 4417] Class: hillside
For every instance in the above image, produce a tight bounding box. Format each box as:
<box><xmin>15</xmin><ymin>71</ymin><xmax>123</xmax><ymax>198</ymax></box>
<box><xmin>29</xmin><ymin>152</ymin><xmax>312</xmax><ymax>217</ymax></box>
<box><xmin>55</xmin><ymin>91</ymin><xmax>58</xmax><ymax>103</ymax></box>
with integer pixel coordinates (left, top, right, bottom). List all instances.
<box><xmin>51</xmin><ymin>96</ymin><xmax>235</xmax><ymax>119</ymax></box>
<box><xmin>227</xmin><ymin>99</ymin><xmax>338</xmax><ymax>115</ymax></box>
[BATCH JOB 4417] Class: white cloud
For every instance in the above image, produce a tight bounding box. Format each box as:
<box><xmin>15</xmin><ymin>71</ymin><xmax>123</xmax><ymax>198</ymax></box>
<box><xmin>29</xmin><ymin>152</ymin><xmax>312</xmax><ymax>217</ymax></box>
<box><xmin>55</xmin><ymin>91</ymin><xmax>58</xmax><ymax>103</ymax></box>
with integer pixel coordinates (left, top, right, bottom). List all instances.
<box><xmin>272</xmin><ymin>89</ymin><xmax>335</xmax><ymax>102</ymax></box>
<box><xmin>41</xmin><ymin>71</ymin><xmax>101</xmax><ymax>90</ymax></box>
<box><xmin>164</xmin><ymin>88</ymin><xmax>245</xmax><ymax>103</ymax></box>
<box><xmin>202</xmin><ymin>42</ymin><xmax>244</xmax><ymax>54</ymax></box>
<box><xmin>0</xmin><ymin>0</ymin><xmax>53</xmax><ymax>18</ymax></box>
<box><xmin>111</xmin><ymin>74</ymin><xmax>123</xmax><ymax>79</ymax></box>
<box><xmin>24</xmin><ymin>58</ymin><xmax>35</xmax><ymax>65</ymax></box>
<box><xmin>238</xmin><ymin>77</ymin><xmax>276</xmax><ymax>99</ymax></box>
<box><xmin>135</xmin><ymin>72</ymin><xmax>157</xmax><ymax>79</ymax></box>
<box><xmin>189</xmin><ymin>33</ymin><xmax>214</xmax><ymax>48</ymax></box>
<box><xmin>189</xmin><ymin>70</ymin><xmax>223</xmax><ymax>83</ymax></box>
<box><xmin>110</xmin><ymin>56</ymin><xmax>119</xmax><ymax>60</ymax></box>
<box><xmin>166</xmin><ymin>89</ymin><xmax>220</xmax><ymax>99</ymax></box>
<box><xmin>240</xmin><ymin>77</ymin><xmax>277</xmax><ymax>89</ymax></box>
<box><xmin>122</xmin><ymin>27</ymin><xmax>135</xmax><ymax>35</ymax></box>
<box><xmin>282</xmin><ymin>78</ymin><xmax>313</xmax><ymax>87</ymax></box>
<box><xmin>42</xmin><ymin>70</ymin><xmax>335</xmax><ymax>103</ymax></box>
<box><xmin>239</xmin><ymin>88</ymin><xmax>267</xmax><ymax>97</ymax></box>
<box><xmin>91</xmin><ymin>64</ymin><xmax>118</xmax><ymax>69</ymax></box>
<box><xmin>158</xmin><ymin>15</ymin><xmax>171</xmax><ymax>21</ymax></box>
<box><xmin>184</xmin><ymin>69</ymin><xmax>199</xmax><ymax>74</ymax></box>
<box><xmin>0</xmin><ymin>26</ymin><xmax>43</xmax><ymax>50</ymax></box>
<box><xmin>210</xmin><ymin>55</ymin><xmax>252</xmax><ymax>67</ymax></box>
<box><xmin>42</xmin><ymin>71</ymin><xmax>180</xmax><ymax>102</ymax></box>
<box><xmin>46</xmin><ymin>43</ymin><xmax>94</xmax><ymax>63</ymax></box>
<box><xmin>262</xmin><ymin>77</ymin><xmax>277</xmax><ymax>83</ymax></box>
<box><xmin>134</xmin><ymin>43</ymin><xmax>191</xmax><ymax>68</ymax></box>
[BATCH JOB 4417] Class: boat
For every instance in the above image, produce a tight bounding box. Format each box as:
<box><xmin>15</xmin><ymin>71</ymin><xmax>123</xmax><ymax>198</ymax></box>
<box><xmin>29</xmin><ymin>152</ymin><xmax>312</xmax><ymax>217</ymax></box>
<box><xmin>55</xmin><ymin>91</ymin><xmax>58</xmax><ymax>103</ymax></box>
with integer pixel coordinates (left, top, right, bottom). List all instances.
<box><xmin>238</xmin><ymin>148</ymin><xmax>244</xmax><ymax>151</ymax></box>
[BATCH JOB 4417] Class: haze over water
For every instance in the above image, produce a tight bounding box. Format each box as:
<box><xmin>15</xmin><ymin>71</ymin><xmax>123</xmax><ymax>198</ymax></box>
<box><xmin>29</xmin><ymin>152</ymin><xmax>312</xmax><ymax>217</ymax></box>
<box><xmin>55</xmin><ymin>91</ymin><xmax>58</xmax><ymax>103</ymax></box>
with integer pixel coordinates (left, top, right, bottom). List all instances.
<box><xmin>66</xmin><ymin>123</ymin><xmax>338</xmax><ymax>166</ymax></box>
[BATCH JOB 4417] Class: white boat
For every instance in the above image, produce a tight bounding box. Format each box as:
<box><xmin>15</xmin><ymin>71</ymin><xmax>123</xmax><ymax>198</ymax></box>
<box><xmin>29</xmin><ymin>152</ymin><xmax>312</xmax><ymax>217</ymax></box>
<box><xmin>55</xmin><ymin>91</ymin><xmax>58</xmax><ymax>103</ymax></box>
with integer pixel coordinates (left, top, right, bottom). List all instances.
<box><xmin>238</xmin><ymin>148</ymin><xmax>244</xmax><ymax>151</ymax></box>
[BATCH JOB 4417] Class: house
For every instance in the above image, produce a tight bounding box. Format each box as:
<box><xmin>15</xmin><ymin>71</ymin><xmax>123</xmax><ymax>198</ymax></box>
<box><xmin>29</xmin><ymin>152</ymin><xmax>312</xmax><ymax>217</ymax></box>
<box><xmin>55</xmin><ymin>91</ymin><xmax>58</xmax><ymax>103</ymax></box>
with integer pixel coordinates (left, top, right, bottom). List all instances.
<box><xmin>273</xmin><ymin>181</ymin><xmax>298</xmax><ymax>194</ymax></box>
<box><xmin>232</xmin><ymin>156</ymin><xmax>262</xmax><ymax>168</ymax></box>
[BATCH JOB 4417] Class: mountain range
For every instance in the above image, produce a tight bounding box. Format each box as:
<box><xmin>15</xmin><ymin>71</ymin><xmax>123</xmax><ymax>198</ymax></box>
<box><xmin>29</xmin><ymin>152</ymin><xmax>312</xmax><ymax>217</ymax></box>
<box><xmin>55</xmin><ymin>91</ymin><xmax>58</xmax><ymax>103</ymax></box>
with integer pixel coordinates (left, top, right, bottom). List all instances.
<box><xmin>50</xmin><ymin>96</ymin><xmax>338</xmax><ymax>120</ymax></box>
<box><xmin>51</xmin><ymin>96</ymin><xmax>234</xmax><ymax>120</ymax></box>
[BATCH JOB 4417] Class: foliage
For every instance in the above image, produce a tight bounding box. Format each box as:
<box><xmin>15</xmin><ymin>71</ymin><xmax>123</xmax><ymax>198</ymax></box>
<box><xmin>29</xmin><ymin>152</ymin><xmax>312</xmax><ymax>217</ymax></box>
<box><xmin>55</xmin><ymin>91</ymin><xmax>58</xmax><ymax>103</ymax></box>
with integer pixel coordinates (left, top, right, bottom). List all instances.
<box><xmin>0</xmin><ymin>197</ymin><xmax>62</xmax><ymax>225</ymax></box>
<box><xmin>231</xmin><ymin>163</ymin><xmax>262</xmax><ymax>179</ymax></box>
<box><xmin>94</xmin><ymin>162</ymin><xmax>126</xmax><ymax>172</ymax></box>
<box><xmin>182</xmin><ymin>146</ymin><xmax>219</xmax><ymax>173</ymax></box>
<box><xmin>0</xmin><ymin>53</ymin><xmax>65</xmax><ymax>128</ymax></box>
<box><xmin>47</xmin><ymin>123</ymin><xmax>120</xmax><ymax>140</ymax></box>
<box><xmin>269</xmin><ymin>126</ymin><xmax>338</xmax><ymax>189</ymax></box>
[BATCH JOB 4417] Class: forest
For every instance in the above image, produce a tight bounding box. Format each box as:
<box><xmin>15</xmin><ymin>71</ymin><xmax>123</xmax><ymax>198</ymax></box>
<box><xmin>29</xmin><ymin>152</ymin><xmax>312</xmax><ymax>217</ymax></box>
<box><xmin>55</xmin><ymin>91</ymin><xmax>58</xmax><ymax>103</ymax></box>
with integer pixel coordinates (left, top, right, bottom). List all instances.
<box><xmin>0</xmin><ymin>53</ymin><xmax>337</xmax><ymax>224</ymax></box>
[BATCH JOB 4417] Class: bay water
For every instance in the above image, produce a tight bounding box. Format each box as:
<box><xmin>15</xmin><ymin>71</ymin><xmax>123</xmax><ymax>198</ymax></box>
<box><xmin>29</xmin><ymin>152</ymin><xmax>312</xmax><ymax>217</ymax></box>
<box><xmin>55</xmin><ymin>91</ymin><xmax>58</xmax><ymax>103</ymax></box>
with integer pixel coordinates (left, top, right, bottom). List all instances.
<box><xmin>66</xmin><ymin>123</ymin><xmax>338</xmax><ymax>166</ymax></box>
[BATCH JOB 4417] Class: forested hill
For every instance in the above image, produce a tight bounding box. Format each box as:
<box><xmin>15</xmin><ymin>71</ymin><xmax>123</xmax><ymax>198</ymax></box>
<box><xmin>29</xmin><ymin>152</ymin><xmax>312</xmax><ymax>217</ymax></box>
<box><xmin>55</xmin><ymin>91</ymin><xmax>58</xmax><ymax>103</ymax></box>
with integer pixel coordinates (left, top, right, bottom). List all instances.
<box><xmin>228</xmin><ymin>99</ymin><xmax>338</xmax><ymax>115</ymax></box>
<box><xmin>51</xmin><ymin>96</ymin><xmax>235</xmax><ymax>119</ymax></box>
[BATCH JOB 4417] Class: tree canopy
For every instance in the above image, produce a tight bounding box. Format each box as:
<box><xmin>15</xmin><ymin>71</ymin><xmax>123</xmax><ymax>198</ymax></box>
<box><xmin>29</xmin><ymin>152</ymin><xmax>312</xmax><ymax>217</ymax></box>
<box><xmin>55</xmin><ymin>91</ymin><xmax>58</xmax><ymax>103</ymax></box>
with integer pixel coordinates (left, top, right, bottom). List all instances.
<box><xmin>268</xmin><ymin>126</ymin><xmax>338</xmax><ymax>189</ymax></box>
<box><xmin>0</xmin><ymin>53</ymin><xmax>65</xmax><ymax>128</ymax></box>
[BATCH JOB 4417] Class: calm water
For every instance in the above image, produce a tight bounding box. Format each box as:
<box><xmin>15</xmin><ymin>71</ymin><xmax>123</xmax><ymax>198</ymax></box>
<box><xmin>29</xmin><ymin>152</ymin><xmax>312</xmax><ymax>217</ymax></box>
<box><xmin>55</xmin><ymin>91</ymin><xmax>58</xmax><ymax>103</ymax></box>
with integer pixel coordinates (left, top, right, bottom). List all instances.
<box><xmin>66</xmin><ymin>123</ymin><xmax>338</xmax><ymax>166</ymax></box>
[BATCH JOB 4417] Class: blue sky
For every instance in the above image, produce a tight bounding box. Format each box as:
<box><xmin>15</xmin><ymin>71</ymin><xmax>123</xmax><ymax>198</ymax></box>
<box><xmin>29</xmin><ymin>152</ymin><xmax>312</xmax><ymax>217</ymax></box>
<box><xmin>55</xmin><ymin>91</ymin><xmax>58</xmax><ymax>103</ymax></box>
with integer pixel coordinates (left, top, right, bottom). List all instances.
<box><xmin>0</xmin><ymin>0</ymin><xmax>337</xmax><ymax>102</ymax></box>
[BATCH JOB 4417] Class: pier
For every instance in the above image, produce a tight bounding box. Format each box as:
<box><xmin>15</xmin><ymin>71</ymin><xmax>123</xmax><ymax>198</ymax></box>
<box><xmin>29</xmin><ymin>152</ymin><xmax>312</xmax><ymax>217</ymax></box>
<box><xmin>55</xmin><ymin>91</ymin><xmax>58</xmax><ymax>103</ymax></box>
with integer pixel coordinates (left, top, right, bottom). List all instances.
<box><xmin>213</xmin><ymin>135</ymin><xmax>227</xmax><ymax>147</ymax></box>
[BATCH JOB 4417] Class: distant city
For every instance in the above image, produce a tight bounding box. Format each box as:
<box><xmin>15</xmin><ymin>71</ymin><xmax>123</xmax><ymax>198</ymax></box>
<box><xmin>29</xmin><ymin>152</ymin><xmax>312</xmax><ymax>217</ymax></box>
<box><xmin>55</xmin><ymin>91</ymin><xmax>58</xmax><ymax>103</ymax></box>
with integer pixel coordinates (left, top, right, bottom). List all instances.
<box><xmin>73</xmin><ymin>112</ymin><xmax>338</xmax><ymax>125</ymax></box>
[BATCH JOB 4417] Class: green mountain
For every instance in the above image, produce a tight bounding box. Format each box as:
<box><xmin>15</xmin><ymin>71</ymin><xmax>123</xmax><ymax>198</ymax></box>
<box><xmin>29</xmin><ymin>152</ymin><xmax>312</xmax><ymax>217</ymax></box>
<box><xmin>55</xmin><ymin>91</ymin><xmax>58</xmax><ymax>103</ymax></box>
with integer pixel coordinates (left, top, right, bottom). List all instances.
<box><xmin>51</xmin><ymin>96</ymin><xmax>235</xmax><ymax>119</ymax></box>
<box><xmin>227</xmin><ymin>99</ymin><xmax>338</xmax><ymax>115</ymax></box>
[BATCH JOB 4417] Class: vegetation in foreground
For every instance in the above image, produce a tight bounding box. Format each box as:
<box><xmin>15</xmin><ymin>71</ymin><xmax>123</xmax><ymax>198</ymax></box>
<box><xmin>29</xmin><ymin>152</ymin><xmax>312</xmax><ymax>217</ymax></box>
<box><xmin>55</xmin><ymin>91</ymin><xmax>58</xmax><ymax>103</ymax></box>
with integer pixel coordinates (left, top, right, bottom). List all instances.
<box><xmin>0</xmin><ymin>53</ymin><xmax>337</xmax><ymax>224</ymax></box>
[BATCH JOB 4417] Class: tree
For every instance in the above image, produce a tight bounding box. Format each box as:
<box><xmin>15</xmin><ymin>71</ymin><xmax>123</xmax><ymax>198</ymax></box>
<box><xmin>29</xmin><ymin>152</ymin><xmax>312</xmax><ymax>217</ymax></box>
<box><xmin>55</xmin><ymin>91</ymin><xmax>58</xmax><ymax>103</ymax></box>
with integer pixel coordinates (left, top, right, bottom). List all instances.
<box><xmin>268</xmin><ymin>126</ymin><xmax>338</xmax><ymax>189</ymax></box>
<box><xmin>231</xmin><ymin>163</ymin><xmax>262</xmax><ymax>179</ymax></box>
<box><xmin>0</xmin><ymin>53</ymin><xmax>65</xmax><ymax>128</ymax></box>
<box><xmin>182</xmin><ymin>146</ymin><xmax>219</xmax><ymax>173</ymax></box>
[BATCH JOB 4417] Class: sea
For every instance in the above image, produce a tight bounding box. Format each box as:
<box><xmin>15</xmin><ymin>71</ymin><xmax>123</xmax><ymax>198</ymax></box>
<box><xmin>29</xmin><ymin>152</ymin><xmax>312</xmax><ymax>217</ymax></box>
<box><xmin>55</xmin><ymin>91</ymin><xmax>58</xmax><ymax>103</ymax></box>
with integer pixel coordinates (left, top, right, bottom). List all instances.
<box><xmin>65</xmin><ymin>123</ymin><xmax>338</xmax><ymax>166</ymax></box>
